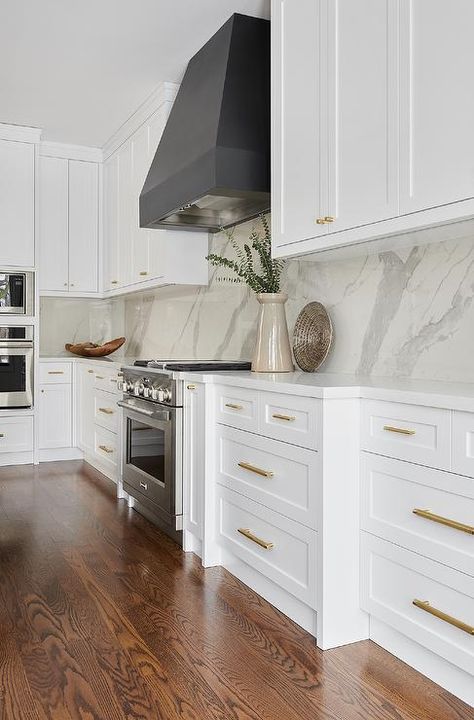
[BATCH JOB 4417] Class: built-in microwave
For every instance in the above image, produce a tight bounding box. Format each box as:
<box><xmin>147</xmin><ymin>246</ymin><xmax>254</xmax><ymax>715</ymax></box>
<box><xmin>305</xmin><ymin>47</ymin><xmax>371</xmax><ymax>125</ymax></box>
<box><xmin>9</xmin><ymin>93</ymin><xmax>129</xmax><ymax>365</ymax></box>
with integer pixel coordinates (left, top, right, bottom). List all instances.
<box><xmin>0</xmin><ymin>272</ymin><xmax>34</xmax><ymax>316</ymax></box>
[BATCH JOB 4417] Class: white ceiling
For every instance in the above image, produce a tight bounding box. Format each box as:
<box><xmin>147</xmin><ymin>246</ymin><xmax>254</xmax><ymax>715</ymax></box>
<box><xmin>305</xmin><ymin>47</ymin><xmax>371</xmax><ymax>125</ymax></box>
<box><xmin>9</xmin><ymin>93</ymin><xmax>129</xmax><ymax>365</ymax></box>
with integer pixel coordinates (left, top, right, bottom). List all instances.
<box><xmin>1</xmin><ymin>0</ymin><xmax>269</xmax><ymax>147</ymax></box>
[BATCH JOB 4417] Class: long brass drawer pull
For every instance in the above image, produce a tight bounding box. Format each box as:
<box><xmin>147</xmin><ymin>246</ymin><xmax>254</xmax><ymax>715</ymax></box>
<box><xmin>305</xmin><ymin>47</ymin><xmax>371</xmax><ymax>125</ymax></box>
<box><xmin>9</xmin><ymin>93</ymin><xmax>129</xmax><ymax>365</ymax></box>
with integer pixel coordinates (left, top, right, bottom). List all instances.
<box><xmin>272</xmin><ymin>413</ymin><xmax>296</xmax><ymax>422</ymax></box>
<box><xmin>413</xmin><ymin>508</ymin><xmax>474</xmax><ymax>535</ymax></box>
<box><xmin>95</xmin><ymin>375</ymin><xmax>105</xmax><ymax>380</ymax></box>
<box><xmin>413</xmin><ymin>599</ymin><xmax>474</xmax><ymax>635</ymax></box>
<box><xmin>98</xmin><ymin>445</ymin><xmax>114</xmax><ymax>454</ymax></box>
<box><xmin>238</xmin><ymin>528</ymin><xmax>274</xmax><ymax>550</ymax></box>
<box><xmin>225</xmin><ymin>403</ymin><xmax>243</xmax><ymax>411</ymax></box>
<box><xmin>98</xmin><ymin>407</ymin><xmax>114</xmax><ymax>415</ymax></box>
<box><xmin>238</xmin><ymin>461</ymin><xmax>274</xmax><ymax>478</ymax></box>
<box><xmin>383</xmin><ymin>425</ymin><xmax>416</xmax><ymax>436</ymax></box>
<box><xmin>48</xmin><ymin>371</ymin><xmax>64</xmax><ymax>375</ymax></box>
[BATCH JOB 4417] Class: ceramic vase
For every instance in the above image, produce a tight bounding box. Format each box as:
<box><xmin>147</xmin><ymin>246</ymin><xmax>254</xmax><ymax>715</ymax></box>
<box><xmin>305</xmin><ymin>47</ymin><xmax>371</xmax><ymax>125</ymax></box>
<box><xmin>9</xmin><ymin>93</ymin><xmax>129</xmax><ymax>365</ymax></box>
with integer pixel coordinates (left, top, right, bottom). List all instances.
<box><xmin>251</xmin><ymin>293</ymin><xmax>294</xmax><ymax>373</ymax></box>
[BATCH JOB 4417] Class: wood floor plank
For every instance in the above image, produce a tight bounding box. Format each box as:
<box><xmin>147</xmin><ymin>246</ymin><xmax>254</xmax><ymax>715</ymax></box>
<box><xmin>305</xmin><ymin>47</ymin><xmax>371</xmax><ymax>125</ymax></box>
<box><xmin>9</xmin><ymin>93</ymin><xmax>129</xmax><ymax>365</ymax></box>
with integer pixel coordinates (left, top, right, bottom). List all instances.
<box><xmin>0</xmin><ymin>461</ymin><xmax>472</xmax><ymax>720</ymax></box>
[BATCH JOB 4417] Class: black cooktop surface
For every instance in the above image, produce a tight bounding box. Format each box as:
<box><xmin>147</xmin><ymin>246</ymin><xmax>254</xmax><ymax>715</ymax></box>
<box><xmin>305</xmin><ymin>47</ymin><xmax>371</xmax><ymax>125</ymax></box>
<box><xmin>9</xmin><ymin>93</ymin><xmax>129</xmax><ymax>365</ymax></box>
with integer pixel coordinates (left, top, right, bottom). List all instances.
<box><xmin>133</xmin><ymin>360</ymin><xmax>251</xmax><ymax>372</ymax></box>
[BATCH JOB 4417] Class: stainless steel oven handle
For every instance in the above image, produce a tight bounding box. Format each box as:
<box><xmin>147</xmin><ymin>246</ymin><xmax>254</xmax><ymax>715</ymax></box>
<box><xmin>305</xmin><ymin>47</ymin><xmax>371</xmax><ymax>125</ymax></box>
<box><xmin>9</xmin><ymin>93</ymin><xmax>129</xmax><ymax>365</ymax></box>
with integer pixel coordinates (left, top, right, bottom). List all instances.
<box><xmin>117</xmin><ymin>400</ymin><xmax>155</xmax><ymax>417</ymax></box>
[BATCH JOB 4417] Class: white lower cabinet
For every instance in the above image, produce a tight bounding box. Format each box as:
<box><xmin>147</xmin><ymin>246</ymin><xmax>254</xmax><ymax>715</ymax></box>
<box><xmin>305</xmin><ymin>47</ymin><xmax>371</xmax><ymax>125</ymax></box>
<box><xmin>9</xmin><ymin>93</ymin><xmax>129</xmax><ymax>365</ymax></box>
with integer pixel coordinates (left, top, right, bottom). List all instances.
<box><xmin>0</xmin><ymin>416</ymin><xmax>34</xmax><ymax>465</ymax></box>
<box><xmin>39</xmin><ymin>384</ymin><xmax>72</xmax><ymax>450</ymax></box>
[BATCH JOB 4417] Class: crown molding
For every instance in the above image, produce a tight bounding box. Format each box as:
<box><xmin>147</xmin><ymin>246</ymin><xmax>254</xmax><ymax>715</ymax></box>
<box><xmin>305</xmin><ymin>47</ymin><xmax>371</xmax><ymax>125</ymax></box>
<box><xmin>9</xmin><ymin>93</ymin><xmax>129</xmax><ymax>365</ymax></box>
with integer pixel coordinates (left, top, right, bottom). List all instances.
<box><xmin>0</xmin><ymin>123</ymin><xmax>42</xmax><ymax>143</ymax></box>
<box><xmin>39</xmin><ymin>141</ymin><xmax>103</xmax><ymax>162</ymax></box>
<box><xmin>102</xmin><ymin>81</ymin><xmax>179</xmax><ymax>160</ymax></box>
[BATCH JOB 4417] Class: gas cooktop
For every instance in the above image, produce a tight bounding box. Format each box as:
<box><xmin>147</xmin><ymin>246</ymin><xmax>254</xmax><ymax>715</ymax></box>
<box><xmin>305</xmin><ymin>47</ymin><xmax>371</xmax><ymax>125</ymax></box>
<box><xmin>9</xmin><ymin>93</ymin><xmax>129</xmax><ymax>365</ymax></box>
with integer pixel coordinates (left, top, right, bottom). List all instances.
<box><xmin>133</xmin><ymin>360</ymin><xmax>251</xmax><ymax>372</ymax></box>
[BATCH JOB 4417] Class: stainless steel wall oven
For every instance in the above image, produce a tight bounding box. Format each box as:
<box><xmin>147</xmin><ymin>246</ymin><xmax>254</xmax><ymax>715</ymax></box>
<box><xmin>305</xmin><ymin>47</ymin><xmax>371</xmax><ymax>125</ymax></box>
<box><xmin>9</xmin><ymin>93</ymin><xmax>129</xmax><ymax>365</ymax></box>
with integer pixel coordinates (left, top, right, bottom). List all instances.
<box><xmin>0</xmin><ymin>326</ymin><xmax>34</xmax><ymax>408</ymax></box>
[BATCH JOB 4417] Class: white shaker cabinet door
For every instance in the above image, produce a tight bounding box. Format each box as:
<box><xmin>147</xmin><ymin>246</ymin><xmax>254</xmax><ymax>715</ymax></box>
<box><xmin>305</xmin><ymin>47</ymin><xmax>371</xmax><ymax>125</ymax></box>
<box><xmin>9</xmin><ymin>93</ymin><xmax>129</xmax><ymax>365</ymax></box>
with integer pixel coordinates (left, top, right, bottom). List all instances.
<box><xmin>39</xmin><ymin>156</ymin><xmax>69</xmax><ymax>291</ymax></box>
<box><xmin>117</xmin><ymin>140</ymin><xmax>133</xmax><ymax>287</ymax></box>
<box><xmin>326</xmin><ymin>0</ymin><xmax>399</xmax><ymax>232</ymax></box>
<box><xmin>0</xmin><ymin>140</ymin><xmax>35</xmax><ymax>267</ymax></box>
<box><xmin>131</xmin><ymin>123</ymin><xmax>151</xmax><ymax>283</ymax></box>
<box><xmin>104</xmin><ymin>154</ymin><xmax>120</xmax><ymax>291</ymax></box>
<box><xmin>271</xmin><ymin>0</ymin><xmax>328</xmax><ymax>249</ymax></box>
<box><xmin>39</xmin><ymin>384</ymin><xmax>72</xmax><ymax>450</ymax></box>
<box><xmin>399</xmin><ymin>0</ymin><xmax>474</xmax><ymax>214</ymax></box>
<box><xmin>68</xmin><ymin>160</ymin><xmax>99</xmax><ymax>292</ymax></box>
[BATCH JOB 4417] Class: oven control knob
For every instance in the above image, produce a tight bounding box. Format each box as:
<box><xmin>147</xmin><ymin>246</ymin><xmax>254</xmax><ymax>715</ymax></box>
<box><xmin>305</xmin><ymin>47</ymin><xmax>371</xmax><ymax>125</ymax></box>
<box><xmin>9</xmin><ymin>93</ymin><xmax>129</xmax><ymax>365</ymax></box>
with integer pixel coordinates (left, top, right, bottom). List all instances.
<box><xmin>157</xmin><ymin>386</ymin><xmax>172</xmax><ymax>403</ymax></box>
<box><xmin>133</xmin><ymin>382</ymin><xmax>144</xmax><ymax>396</ymax></box>
<box><xmin>143</xmin><ymin>386</ymin><xmax>151</xmax><ymax>399</ymax></box>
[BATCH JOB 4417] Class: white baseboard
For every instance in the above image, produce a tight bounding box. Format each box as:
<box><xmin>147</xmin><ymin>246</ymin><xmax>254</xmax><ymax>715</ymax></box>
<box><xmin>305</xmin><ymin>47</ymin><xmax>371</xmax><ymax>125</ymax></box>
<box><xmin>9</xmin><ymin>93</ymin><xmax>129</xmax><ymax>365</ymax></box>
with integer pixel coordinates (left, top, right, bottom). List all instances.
<box><xmin>83</xmin><ymin>452</ymin><xmax>117</xmax><ymax>484</ymax></box>
<box><xmin>183</xmin><ymin>531</ymin><xmax>202</xmax><ymax>558</ymax></box>
<box><xmin>39</xmin><ymin>447</ymin><xmax>84</xmax><ymax>462</ymax></box>
<box><xmin>370</xmin><ymin>617</ymin><xmax>474</xmax><ymax>708</ymax></box>
<box><xmin>0</xmin><ymin>451</ymin><xmax>34</xmax><ymax>467</ymax></box>
<box><xmin>220</xmin><ymin>550</ymin><xmax>318</xmax><ymax>638</ymax></box>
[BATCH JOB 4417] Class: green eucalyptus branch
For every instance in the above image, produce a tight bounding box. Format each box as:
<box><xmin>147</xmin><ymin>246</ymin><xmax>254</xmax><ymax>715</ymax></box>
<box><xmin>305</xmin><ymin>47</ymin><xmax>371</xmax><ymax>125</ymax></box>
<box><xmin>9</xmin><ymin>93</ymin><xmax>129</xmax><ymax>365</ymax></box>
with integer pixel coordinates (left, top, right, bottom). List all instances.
<box><xmin>206</xmin><ymin>215</ymin><xmax>285</xmax><ymax>294</ymax></box>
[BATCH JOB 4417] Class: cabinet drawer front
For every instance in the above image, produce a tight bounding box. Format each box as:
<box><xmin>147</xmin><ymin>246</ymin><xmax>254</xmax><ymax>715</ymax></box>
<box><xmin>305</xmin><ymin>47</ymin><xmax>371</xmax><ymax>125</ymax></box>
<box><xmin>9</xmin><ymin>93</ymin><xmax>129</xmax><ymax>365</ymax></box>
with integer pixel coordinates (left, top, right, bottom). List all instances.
<box><xmin>452</xmin><ymin>411</ymin><xmax>474</xmax><ymax>478</ymax></box>
<box><xmin>39</xmin><ymin>362</ymin><xmax>72</xmax><ymax>384</ymax></box>
<box><xmin>361</xmin><ymin>400</ymin><xmax>450</xmax><ymax>468</ymax></box>
<box><xmin>0</xmin><ymin>416</ymin><xmax>33</xmax><ymax>453</ymax></box>
<box><xmin>215</xmin><ymin>385</ymin><xmax>258</xmax><ymax>432</ymax></box>
<box><xmin>216</xmin><ymin>426</ymin><xmax>319</xmax><ymax>529</ymax></box>
<box><xmin>361</xmin><ymin>454</ymin><xmax>474</xmax><ymax>575</ymax></box>
<box><xmin>361</xmin><ymin>533</ymin><xmax>474</xmax><ymax>675</ymax></box>
<box><xmin>94</xmin><ymin>426</ymin><xmax>117</xmax><ymax>468</ymax></box>
<box><xmin>93</xmin><ymin>368</ymin><xmax>121</xmax><ymax>394</ymax></box>
<box><xmin>217</xmin><ymin>487</ymin><xmax>317</xmax><ymax>606</ymax></box>
<box><xmin>259</xmin><ymin>391</ymin><xmax>321</xmax><ymax>450</ymax></box>
<box><xmin>93</xmin><ymin>389</ymin><xmax>118</xmax><ymax>434</ymax></box>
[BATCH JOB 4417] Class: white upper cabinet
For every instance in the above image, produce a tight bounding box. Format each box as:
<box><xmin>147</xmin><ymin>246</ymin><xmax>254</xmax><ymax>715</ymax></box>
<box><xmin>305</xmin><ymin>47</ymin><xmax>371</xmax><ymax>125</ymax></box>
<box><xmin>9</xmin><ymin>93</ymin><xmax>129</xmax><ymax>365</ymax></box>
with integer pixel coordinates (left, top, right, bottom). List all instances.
<box><xmin>102</xmin><ymin>94</ymin><xmax>208</xmax><ymax>295</ymax></box>
<box><xmin>399</xmin><ymin>0</ymin><xmax>474</xmax><ymax>214</ymax></box>
<box><xmin>271</xmin><ymin>0</ymin><xmax>327</xmax><ymax>248</ymax></box>
<box><xmin>39</xmin><ymin>156</ymin><xmax>69</xmax><ymax>290</ymax></box>
<box><xmin>68</xmin><ymin>161</ymin><xmax>99</xmax><ymax>292</ymax></box>
<box><xmin>0</xmin><ymin>139</ymin><xmax>35</xmax><ymax>267</ymax></box>
<box><xmin>326</xmin><ymin>0</ymin><xmax>399</xmax><ymax>232</ymax></box>
<box><xmin>272</xmin><ymin>0</ymin><xmax>474</xmax><ymax>257</ymax></box>
<box><xmin>39</xmin><ymin>152</ymin><xmax>100</xmax><ymax>294</ymax></box>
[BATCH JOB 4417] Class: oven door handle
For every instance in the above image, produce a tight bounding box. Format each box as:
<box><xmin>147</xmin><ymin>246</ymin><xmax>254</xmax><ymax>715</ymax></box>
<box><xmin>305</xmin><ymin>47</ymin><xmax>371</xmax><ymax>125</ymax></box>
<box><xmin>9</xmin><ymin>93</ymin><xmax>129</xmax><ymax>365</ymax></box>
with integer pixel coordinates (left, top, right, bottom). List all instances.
<box><xmin>117</xmin><ymin>400</ymin><xmax>171</xmax><ymax>422</ymax></box>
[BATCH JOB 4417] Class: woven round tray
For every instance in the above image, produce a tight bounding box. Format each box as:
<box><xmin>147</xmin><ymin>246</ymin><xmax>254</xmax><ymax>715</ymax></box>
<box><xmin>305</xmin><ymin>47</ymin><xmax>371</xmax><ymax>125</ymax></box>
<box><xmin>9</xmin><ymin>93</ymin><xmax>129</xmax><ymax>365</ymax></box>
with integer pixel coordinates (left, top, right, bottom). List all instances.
<box><xmin>292</xmin><ymin>302</ymin><xmax>333</xmax><ymax>372</ymax></box>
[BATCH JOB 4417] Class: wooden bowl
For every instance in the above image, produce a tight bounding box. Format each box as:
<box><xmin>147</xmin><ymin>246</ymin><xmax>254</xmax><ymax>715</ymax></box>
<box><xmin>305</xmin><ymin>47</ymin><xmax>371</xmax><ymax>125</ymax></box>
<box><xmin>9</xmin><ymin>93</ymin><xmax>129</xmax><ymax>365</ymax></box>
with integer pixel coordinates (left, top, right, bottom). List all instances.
<box><xmin>65</xmin><ymin>337</ymin><xmax>126</xmax><ymax>357</ymax></box>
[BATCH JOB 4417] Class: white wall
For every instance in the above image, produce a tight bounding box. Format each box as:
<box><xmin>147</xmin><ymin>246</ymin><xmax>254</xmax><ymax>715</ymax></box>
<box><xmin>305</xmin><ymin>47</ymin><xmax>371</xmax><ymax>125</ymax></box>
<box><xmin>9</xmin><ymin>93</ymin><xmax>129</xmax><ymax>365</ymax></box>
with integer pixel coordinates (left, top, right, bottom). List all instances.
<box><xmin>40</xmin><ymin>220</ymin><xmax>474</xmax><ymax>382</ymax></box>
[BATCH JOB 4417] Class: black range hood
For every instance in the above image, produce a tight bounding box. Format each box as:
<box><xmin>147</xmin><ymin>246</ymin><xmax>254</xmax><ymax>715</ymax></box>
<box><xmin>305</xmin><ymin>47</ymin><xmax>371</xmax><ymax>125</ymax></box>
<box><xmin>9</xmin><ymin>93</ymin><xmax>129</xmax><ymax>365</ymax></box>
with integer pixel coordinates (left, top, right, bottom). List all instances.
<box><xmin>139</xmin><ymin>13</ymin><xmax>270</xmax><ymax>233</ymax></box>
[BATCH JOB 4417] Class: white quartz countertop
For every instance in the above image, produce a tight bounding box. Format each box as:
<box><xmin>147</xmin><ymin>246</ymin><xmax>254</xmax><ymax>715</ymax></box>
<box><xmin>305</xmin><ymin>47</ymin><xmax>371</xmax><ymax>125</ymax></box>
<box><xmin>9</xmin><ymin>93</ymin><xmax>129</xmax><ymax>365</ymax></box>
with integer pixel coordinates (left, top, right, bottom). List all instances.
<box><xmin>39</xmin><ymin>356</ymin><xmax>474</xmax><ymax>411</ymax></box>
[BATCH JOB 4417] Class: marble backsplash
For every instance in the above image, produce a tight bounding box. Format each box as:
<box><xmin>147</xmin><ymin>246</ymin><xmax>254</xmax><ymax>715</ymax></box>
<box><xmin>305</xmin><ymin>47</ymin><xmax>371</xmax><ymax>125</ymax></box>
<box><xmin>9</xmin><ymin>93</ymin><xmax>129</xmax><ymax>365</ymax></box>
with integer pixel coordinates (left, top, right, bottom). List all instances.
<box><xmin>40</xmin><ymin>220</ymin><xmax>474</xmax><ymax>382</ymax></box>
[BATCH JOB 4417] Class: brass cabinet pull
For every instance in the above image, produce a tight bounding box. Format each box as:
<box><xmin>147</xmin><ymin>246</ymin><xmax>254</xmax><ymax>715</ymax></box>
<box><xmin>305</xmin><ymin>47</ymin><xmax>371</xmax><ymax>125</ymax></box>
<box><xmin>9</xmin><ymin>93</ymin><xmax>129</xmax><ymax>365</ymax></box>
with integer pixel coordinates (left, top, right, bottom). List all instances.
<box><xmin>48</xmin><ymin>371</ymin><xmax>64</xmax><ymax>375</ymax></box>
<box><xmin>238</xmin><ymin>461</ymin><xmax>274</xmax><ymax>478</ymax></box>
<box><xmin>272</xmin><ymin>413</ymin><xmax>296</xmax><ymax>422</ymax></box>
<box><xmin>383</xmin><ymin>425</ymin><xmax>416</xmax><ymax>436</ymax></box>
<box><xmin>0</xmin><ymin>433</ymin><xmax>5</xmax><ymax>438</ymax></box>
<box><xmin>324</xmin><ymin>216</ymin><xmax>335</xmax><ymax>223</ymax></box>
<box><xmin>237</xmin><ymin>528</ymin><xmax>274</xmax><ymax>550</ymax></box>
<box><xmin>87</xmin><ymin>369</ymin><xmax>94</xmax><ymax>374</ymax></box>
<box><xmin>117</xmin><ymin>372</ymin><xmax>123</xmax><ymax>378</ymax></box>
<box><xmin>225</xmin><ymin>403</ymin><xmax>243</xmax><ymax>410</ymax></box>
<box><xmin>109</xmin><ymin>379</ymin><xmax>117</xmax><ymax>383</ymax></box>
<box><xmin>98</xmin><ymin>407</ymin><xmax>114</xmax><ymax>415</ymax></box>
<box><xmin>413</xmin><ymin>508</ymin><xmax>474</xmax><ymax>535</ymax></box>
<box><xmin>95</xmin><ymin>375</ymin><xmax>105</xmax><ymax>380</ymax></box>
<box><xmin>139</xmin><ymin>271</ymin><xmax>148</xmax><ymax>276</ymax></box>
<box><xmin>98</xmin><ymin>445</ymin><xmax>114</xmax><ymax>454</ymax></box>
<box><xmin>316</xmin><ymin>216</ymin><xmax>336</xmax><ymax>225</ymax></box>
<box><xmin>187</xmin><ymin>384</ymin><xmax>196</xmax><ymax>390</ymax></box>
<box><xmin>413</xmin><ymin>599</ymin><xmax>474</xmax><ymax>635</ymax></box>
<box><xmin>111</xmin><ymin>280</ymin><xmax>118</xmax><ymax>285</ymax></box>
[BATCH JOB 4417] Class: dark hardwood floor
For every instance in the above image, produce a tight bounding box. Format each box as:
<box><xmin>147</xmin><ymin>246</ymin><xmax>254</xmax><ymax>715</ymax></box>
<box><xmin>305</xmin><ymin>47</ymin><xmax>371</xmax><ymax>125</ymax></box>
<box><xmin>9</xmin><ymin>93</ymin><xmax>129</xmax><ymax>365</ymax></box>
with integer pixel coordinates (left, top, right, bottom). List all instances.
<box><xmin>0</xmin><ymin>461</ymin><xmax>471</xmax><ymax>720</ymax></box>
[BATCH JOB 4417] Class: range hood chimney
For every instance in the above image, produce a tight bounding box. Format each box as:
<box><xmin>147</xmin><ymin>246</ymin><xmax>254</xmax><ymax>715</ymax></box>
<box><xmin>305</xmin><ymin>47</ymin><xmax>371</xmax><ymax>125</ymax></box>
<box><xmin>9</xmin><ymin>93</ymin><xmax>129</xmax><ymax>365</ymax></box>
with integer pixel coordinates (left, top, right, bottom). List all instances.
<box><xmin>139</xmin><ymin>13</ymin><xmax>270</xmax><ymax>233</ymax></box>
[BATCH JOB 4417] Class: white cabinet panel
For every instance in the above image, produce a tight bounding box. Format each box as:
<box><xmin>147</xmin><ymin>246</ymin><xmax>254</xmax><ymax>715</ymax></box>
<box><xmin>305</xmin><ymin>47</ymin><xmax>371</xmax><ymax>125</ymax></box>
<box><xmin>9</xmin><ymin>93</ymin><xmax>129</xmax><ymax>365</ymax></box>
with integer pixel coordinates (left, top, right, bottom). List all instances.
<box><xmin>68</xmin><ymin>161</ymin><xmax>99</xmax><ymax>292</ymax></box>
<box><xmin>0</xmin><ymin>140</ymin><xmax>35</xmax><ymax>267</ymax></box>
<box><xmin>117</xmin><ymin>141</ymin><xmax>133</xmax><ymax>287</ymax></box>
<box><xmin>77</xmin><ymin>364</ymin><xmax>96</xmax><ymax>452</ymax></box>
<box><xmin>400</xmin><ymin>0</ymin><xmax>474</xmax><ymax>214</ymax></box>
<box><xmin>327</xmin><ymin>0</ymin><xmax>399</xmax><ymax>231</ymax></box>
<box><xmin>39</xmin><ymin>156</ymin><xmax>68</xmax><ymax>291</ymax></box>
<box><xmin>271</xmin><ymin>0</ymin><xmax>327</xmax><ymax>248</ymax></box>
<box><xmin>452</xmin><ymin>411</ymin><xmax>474</xmax><ymax>478</ymax></box>
<box><xmin>104</xmin><ymin>154</ymin><xmax>120</xmax><ymax>290</ymax></box>
<box><xmin>0</xmin><ymin>416</ymin><xmax>33</xmax><ymax>454</ymax></box>
<box><xmin>184</xmin><ymin>382</ymin><xmax>205</xmax><ymax>540</ymax></box>
<box><xmin>39</xmin><ymin>362</ymin><xmax>72</xmax><ymax>384</ymax></box>
<box><xmin>39</xmin><ymin>384</ymin><xmax>72</xmax><ymax>449</ymax></box>
<box><xmin>131</xmin><ymin>124</ymin><xmax>152</xmax><ymax>283</ymax></box>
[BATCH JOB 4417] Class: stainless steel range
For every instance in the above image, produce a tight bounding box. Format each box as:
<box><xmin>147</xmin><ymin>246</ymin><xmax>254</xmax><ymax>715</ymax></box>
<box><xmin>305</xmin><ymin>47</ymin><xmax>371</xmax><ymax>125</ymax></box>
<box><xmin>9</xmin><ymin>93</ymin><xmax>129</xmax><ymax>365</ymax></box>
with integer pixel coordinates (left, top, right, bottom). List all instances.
<box><xmin>118</xmin><ymin>364</ymin><xmax>184</xmax><ymax>543</ymax></box>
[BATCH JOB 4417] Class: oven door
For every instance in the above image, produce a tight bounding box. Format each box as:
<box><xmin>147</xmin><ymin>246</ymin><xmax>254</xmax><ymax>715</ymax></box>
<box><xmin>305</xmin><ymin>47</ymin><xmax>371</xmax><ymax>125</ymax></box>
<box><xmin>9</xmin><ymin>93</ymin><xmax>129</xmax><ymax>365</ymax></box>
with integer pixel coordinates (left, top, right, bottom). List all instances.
<box><xmin>0</xmin><ymin>273</ymin><xmax>33</xmax><ymax>315</ymax></box>
<box><xmin>120</xmin><ymin>400</ymin><xmax>182</xmax><ymax>526</ymax></box>
<box><xmin>0</xmin><ymin>344</ymin><xmax>34</xmax><ymax>408</ymax></box>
